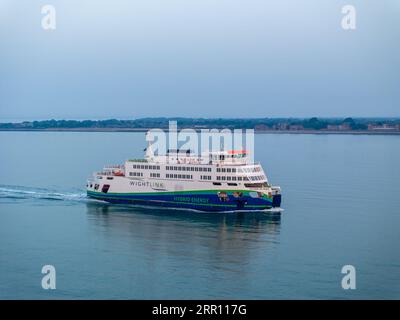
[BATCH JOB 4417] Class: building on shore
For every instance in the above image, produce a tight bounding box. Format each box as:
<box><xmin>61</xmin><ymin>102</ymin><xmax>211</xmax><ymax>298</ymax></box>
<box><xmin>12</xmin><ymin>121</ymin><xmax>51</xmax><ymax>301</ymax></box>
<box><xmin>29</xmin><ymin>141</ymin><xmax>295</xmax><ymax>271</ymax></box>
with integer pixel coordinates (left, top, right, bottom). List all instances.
<box><xmin>326</xmin><ymin>124</ymin><xmax>351</xmax><ymax>131</ymax></box>
<box><xmin>367</xmin><ymin>124</ymin><xmax>400</xmax><ymax>131</ymax></box>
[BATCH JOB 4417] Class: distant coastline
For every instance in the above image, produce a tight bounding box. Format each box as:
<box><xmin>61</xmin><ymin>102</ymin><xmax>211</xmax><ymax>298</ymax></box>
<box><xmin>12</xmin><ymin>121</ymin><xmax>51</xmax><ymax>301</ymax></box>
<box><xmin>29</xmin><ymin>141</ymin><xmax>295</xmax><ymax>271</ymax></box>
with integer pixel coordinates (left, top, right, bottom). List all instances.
<box><xmin>1</xmin><ymin>117</ymin><xmax>400</xmax><ymax>135</ymax></box>
<box><xmin>1</xmin><ymin>128</ymin><xmax>399</xmax><ymax>135</ymax></box>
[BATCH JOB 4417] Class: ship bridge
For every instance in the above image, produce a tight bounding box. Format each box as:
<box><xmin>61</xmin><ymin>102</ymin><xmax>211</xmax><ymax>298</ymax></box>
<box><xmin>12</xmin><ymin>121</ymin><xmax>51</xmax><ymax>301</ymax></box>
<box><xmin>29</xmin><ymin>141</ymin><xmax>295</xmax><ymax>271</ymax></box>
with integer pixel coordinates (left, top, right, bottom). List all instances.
<box><xmin>208</xmin><ymin>150</ymin><xmax>249</xmax><ymax>165</ymax></box>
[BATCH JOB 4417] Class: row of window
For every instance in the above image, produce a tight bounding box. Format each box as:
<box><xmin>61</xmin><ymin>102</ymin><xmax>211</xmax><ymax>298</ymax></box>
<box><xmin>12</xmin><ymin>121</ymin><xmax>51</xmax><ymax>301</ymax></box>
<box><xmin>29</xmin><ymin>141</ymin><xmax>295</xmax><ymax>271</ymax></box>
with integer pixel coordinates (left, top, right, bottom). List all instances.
<box><xmin>166</xmin><ymin>174</ymin><xmax>193</xmax><ymax>179</ymax></box>
<box><xmin>128</xmin><ymin>171</ymin><xmax>263</xmax><ymax>182</ymax></box>
<box><xmin>166</xmin><ymin>166</ymin><xmax>212</xmax><ymax>172</ymax></box>
<box><xmin>132</xmin><ymin>164</ymin><xmax>160</xmax><ymax>170</ymax></box>
<box><xmin>216</xmin><ymin>167</ymin><xmax>237</xmax><ymax>173</ymax></box>
<box><xmin>150</xmin><ymin>173</ymin><xmax>160</xmax><ymax>178</ymax></box>
<box><xmin>212</xmin><ymin>182</ymin><xmax>237</xmax><ymax>186</ymax></box>
<box><xmin>216</xmin><ymin>167</ymin><xmax>262</xmax><ymax>173</ymax></box>
<box><xmin>238</xmin><ymin>167</ymin><xmax>262</xmax><ymax>173</ymax></box>
<box><xmin>97</xmin><ymin>176</ymin><xmax>114</xmax><ymax>180</ymax></box>
<box><xmin>248</xmin><ymin>175</ymin><xmax>266</xmax><ymax>181</ymax></box>
<box><xmin>216</xmin><ymin>176</ymin><xmax>246</xmax><ymax>181</ymax></box>
<box><xmin>129</xmin><ymin>172</ymin><xmax>143</xmax><ymax>177</ymax></box>
<box><xmin>131</xmin><ymin>164</ymin><xmax>261</xmax><ymax>174</ymax></box>
<box><xmin>213</xmin><ymin>182</ymin><xmax>237</xmax><ymax>186</ymax></box>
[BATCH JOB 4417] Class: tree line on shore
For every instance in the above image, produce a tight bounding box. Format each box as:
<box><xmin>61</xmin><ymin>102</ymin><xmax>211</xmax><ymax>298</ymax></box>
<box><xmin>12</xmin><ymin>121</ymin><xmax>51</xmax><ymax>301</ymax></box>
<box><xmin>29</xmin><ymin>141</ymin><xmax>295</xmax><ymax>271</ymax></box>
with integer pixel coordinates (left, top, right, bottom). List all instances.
<box><xmin>0</xmin><ymin>117</ymin><xmax>399</xmax><ymax>131</ymax></box>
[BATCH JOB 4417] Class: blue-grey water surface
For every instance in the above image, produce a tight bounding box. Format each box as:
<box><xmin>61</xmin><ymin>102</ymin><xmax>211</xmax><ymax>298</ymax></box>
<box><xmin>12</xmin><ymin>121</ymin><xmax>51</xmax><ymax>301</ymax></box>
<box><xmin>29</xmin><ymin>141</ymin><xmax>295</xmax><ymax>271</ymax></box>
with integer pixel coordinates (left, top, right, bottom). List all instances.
<box><xmin>0</xmin><ymin>132</ymin><xmax>399</xmax><ymax>299</ymax></box>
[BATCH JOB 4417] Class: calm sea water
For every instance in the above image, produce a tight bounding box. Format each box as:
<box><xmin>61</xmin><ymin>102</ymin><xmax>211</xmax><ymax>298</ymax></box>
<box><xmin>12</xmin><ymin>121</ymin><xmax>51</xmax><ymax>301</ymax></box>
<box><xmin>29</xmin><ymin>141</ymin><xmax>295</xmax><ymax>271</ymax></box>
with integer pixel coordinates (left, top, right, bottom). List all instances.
<box><xmin>0</xmin><ymin>132</ymin><xmax>399</xmax><ymax>299</ymax></box>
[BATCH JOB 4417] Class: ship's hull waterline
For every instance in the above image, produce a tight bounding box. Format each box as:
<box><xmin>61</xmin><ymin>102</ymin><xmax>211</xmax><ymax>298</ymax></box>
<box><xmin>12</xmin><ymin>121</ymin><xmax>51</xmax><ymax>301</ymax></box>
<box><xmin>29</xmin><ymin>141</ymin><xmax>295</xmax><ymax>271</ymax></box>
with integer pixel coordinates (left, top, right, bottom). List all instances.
<box><xmin>87</xmin><ymin>189</ymin><xmax>281</xmax><ymax>212</ymax></box>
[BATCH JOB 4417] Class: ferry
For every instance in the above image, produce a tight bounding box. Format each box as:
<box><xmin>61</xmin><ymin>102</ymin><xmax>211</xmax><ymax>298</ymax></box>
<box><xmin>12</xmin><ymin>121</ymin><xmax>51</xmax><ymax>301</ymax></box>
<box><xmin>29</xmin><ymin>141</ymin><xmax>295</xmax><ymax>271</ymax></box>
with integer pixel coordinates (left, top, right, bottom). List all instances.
<box><xmin>86</xmin><ymin>144</ymin><xmax>281</xmax><ymax>212</ymax></box>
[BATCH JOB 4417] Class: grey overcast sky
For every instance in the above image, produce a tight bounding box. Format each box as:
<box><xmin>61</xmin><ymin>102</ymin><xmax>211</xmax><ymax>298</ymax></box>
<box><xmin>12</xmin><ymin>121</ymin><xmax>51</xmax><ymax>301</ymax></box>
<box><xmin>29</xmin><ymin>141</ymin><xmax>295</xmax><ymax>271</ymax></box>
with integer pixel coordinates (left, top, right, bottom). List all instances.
<box><xmin>0</xmin><ymin>0</ymin><xmax>399</xmax><ymax>121</ymax></box>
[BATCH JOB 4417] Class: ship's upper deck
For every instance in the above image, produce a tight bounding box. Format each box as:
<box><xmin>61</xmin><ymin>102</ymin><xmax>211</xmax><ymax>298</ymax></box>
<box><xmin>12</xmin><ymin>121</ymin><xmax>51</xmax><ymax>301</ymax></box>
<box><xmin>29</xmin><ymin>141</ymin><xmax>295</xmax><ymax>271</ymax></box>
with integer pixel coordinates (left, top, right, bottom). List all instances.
<box><xmin>142</xmin><ymin>149</ymin><xmax>251</xmax><ymax>166</ymax></box>
<box><xmin>94</xmin><ymin>148</ymin><xmax>271</xmax><ymax>188</ymax></box>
